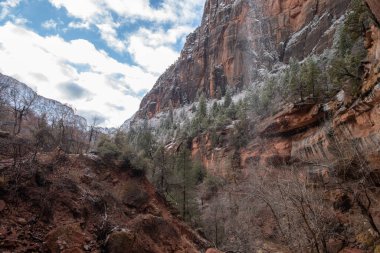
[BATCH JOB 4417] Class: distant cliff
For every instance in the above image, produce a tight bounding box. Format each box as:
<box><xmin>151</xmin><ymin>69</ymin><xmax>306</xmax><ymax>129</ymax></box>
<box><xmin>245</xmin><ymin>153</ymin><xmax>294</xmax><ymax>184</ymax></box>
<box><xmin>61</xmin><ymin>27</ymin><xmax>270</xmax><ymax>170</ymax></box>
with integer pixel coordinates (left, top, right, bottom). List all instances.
<box><xmin>0</xmin><ymin>73</ymin><xmax>87</xmax><ymax>129</ymax></box>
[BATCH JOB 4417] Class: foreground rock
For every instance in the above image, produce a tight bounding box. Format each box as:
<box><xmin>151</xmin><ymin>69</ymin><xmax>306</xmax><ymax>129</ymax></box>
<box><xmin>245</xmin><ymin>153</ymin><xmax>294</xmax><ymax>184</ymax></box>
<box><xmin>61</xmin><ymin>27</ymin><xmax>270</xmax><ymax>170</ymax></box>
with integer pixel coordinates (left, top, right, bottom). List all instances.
<box><xmin>0</xmin><ymin>154</ymin><xmax>210</xmax><ymax>252</ymax></box>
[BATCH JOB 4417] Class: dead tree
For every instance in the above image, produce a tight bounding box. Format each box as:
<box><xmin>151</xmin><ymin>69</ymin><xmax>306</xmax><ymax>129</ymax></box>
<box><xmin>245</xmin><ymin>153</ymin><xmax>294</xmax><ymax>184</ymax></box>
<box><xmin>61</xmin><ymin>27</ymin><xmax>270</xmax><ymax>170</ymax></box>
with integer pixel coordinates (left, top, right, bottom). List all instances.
<box><xmin>8</xmin><ymin>85</ymin><xmax>37</xmax><ymax>135</ymax></box>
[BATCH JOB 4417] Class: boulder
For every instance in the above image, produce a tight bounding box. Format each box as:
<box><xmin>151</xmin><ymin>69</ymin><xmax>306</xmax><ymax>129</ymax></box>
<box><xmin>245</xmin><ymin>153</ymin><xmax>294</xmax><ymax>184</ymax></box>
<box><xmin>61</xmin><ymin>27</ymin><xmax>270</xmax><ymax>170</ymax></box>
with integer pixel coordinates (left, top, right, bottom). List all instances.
<box><xmin>106</xmin><ymin>230</ymin><xmax>137</xmax><ymax>253</ymax></box>
<box><xmin>45</xmin><ymin>223</ymin><xmax>85</xmax><ymax>253</ymax></box>
<box><xmin>122</xmin><ymin>182</ymin><xmax>149</xmax><ymax>209</ymax></box>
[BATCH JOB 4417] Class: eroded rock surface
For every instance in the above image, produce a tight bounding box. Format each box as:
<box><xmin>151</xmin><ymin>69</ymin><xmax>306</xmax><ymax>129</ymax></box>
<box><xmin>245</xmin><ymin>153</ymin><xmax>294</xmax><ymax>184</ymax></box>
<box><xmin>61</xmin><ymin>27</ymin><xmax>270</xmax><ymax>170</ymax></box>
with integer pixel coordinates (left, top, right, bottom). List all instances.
<box><xmin>135</xmin><ymin>0</ymin><xmax>349</xmax><ymax>119</ymax></box>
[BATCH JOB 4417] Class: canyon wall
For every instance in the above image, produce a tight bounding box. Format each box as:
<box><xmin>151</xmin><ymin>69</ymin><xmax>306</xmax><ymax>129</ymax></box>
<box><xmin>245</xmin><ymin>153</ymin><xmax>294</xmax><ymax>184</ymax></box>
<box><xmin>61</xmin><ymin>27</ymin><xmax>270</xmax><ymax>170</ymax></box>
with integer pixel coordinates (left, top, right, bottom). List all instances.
<box><xmin>192</xmin><ymin>19</ymin><xmax>380</xmax><ymax>180</ymax></box>
<box><xmin>132</xmin><ymin>0</ymin><xmax>380</xmax><ymax>181</ymax></box>
<box><xmin>136</xmin><ymin>0</ymin><xmax>349</xmax><ymax>119</ymax></box>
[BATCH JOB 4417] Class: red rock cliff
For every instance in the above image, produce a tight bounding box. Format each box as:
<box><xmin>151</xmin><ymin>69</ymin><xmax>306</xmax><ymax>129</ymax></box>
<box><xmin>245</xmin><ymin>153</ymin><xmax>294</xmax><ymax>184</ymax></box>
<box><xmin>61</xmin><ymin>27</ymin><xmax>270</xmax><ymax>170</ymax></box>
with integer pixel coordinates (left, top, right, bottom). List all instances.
<box><xmin>136</xmin><ymin>0</ymin><xmax>349</xmax><ymax>119</ymax></box>
<box><xmin>366</xmin><ymin>0</ymin><xmax>380</xmax><ymax>23</ymax></box>
<box><xmin>192</xmin><ymin>18</ymin><xmax>380</xmax><ymax>179</ymax></box>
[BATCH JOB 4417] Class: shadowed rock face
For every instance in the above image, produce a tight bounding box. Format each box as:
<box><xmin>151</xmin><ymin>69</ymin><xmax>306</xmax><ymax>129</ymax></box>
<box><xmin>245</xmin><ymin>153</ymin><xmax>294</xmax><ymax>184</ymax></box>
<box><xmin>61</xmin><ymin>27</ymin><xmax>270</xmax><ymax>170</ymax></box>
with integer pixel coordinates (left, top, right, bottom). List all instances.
<box><xmin>136</xmin><ymin>0</ymin><xmax>349</xmax><ymax>119</ymax></box>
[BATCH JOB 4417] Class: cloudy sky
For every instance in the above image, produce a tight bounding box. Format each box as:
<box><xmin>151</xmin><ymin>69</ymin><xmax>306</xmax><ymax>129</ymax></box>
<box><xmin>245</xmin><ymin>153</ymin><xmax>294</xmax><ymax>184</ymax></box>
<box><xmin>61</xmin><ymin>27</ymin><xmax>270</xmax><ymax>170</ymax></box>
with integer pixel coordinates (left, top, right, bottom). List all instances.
<box><xmin>0</xmin><ymin>0</ymin><xmax>205</xmax><ymax>127</ymax></box>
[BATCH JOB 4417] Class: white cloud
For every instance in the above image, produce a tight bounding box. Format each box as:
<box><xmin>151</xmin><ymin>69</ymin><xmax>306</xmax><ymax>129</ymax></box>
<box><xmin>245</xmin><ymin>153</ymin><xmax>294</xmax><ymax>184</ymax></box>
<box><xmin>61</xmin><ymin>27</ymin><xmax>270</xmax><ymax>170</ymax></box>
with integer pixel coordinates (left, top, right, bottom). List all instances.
<box><xmin>49</xmin><ymin>0</ymin><xmax>100</xmax><ymax>20</ymax></box>
<box><xmin>96</xmin><ymin>20</ymin><xmax>126</xmax><ymax>53</ymax></box>
<box><xmin>103</xmin><ymin>0</ymin><xmax>205</xmax><ymax>24</ymax></box>
<box><xmin>0</xmin><ymin>0</ymin><xmax>21</xmax><ymax>19</ymax></box>
<box><xmin>42</xmin><ymin>19</ymin><xmax>58</xmax><ymax>30</ymax></box>
<box><xmin>68</xmin><ymin>21</ymin><xmax>91</xmax><ymax>30</ymax></box>
<box><xmin>134</xmin><ymin>26</ymin><xmax>194</xmax><ymax>48</ymax></box>
<box><xmin>0</xmin><ymin>22</ymin><xmax>157</xmax><ymax>127</ymax></box>
<box><xmin>12</xmin><ymin>16</ymin><xmax>28</xmax><ymax>26</ymax></box>
<box><xmin>48</xmin><ymin>0</ymin><xmax>205</xmax><ymax>53</ymax></box>
<box><xmin>128</xmin><ymin>36</ymin><xmax>178</xmax><ymax>74</ymax></box>
<box><xmin>127</xmin><ymin>26</ymin><xmax>195</xmax><ymax>74</ymax></box>
<box><xmin>103</xmin><ymin>0</ymin><xmax>175</xmax><ymax>23</ymax></box>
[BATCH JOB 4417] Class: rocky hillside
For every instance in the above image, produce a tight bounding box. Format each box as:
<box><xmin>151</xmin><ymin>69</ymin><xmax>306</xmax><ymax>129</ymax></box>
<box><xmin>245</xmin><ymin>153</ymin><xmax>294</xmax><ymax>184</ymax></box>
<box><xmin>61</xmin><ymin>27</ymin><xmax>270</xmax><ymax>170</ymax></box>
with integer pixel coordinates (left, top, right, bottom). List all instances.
<box><xmin>0</xmin><ymin>151</ymin><xmax>214</xmax><ymax>252</ymax></box>
<box><xmin>1</xmin><ymin>0</ymin><xmax>379</xmax><ymax>252</ymax></box>
<box><xmin>136</xmin><ymin>0</ymin><xmax>349</xmax><ymax>119</ymax></box>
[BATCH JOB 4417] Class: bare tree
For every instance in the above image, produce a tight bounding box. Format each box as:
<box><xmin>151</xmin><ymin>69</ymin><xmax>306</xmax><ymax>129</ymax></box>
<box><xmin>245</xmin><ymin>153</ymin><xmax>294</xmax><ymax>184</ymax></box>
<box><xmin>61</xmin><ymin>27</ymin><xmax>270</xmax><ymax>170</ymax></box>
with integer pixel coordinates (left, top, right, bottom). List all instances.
<box><xmin>327</xmin><ymin>130</ymin><xmax>380</xmax><ymax>234</ymax></box>
<box><xmin>0</xmin><ymin>83</ymin><xmax>8</xmax><ymax>109</ymax></box>
<box><xmin>88</xmin><ymin>116</ymin><xmax>99</xmax><ymax>151</ymax></box>
<box><xmin>53</xmin><ymin>105</ymin><xmax>75</xmax><ymax>152</ymax></box>
<box><xmin>0</xmin><ymin>83</ymin><xmax>9</xmax><ymax>130</ymax></box>
<box><xmin>7</xmin><ymin>85</ymin><xmax>37</xmax><ymax>135</ymax></box>
<box><xmin>247</xmin><ymin>167</ymin><xmax>337</xmax><ymax>253</ymax></box>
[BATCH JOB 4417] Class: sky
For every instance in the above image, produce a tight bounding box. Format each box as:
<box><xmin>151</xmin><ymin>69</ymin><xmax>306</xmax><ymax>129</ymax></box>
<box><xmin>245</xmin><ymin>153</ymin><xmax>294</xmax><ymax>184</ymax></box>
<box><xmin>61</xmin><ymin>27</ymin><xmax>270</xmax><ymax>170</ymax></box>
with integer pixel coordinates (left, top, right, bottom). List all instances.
<box><xmin>0</xmin><ymin>0</ymin><xmax>206</xmax><ymax>127</ymax></box>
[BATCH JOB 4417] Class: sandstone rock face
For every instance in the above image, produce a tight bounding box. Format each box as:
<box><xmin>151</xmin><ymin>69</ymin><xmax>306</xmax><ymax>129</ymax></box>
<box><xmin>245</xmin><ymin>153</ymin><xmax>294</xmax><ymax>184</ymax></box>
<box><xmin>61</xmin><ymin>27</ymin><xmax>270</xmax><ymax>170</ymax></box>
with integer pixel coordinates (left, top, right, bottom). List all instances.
<box><xmin>366</xmin><ymin>0</ymin><xmax>380</xmax><ymax>23</ymax></box>
<box><xmin>136</xmin><ymin>0</ymin><xmax>349</xmax><ymax>119</ymax></box>
<box><xmin>189</xmin><ymin>21</ymin><xmax>380</xmax><ymax>178</ymax></box>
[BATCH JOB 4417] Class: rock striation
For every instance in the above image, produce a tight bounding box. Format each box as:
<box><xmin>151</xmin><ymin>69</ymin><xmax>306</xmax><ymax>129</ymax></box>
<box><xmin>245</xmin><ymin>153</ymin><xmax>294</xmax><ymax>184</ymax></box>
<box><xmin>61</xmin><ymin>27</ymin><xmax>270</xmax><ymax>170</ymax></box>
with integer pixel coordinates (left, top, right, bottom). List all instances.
<box><xmin>136</xmin><ymin>0</ymin><xmax>349</xmax><ymax>119</ymax></box>
<box><xmin>191</xmin><ymin>18</ymin><xmax>380</xmax><ymax>178</ymax></box>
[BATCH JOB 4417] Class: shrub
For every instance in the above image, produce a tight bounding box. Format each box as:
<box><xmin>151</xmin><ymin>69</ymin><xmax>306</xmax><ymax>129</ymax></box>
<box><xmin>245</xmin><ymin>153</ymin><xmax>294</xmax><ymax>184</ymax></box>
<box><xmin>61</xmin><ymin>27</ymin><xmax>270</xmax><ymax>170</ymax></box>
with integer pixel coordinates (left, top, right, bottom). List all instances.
<box><xmin>97</xmin><ymin>137</ymin><xmax>121</xmax><ymax>161</ymax></box>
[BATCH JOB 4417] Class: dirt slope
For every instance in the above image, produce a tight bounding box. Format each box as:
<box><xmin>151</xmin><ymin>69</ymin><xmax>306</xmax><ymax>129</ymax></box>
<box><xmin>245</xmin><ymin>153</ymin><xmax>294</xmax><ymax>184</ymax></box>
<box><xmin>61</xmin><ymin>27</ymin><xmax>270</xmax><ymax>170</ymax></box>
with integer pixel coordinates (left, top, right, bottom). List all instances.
<box><xmin>0</xmin><ymin>151</ymin><xmax>212</xmax><ymax>252</ymax></box>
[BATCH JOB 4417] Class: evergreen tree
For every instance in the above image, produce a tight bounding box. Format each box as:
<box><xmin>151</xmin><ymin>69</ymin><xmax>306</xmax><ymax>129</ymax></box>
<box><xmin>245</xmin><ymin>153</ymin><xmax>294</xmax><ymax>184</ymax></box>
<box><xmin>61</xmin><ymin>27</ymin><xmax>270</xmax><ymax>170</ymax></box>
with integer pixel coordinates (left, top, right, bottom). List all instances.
<box><xmin>261</xmin><ymin>76</ymin><xmax>276</xmax><ymax>111</ymax></box>
<box><xmin>301</xmin><ymin>57</ymin><xmax>320</xmax><ymax>99</ymax></box>
<box><xmin>227</xmin><ymin>102</ymin><xmax>237</xmax><ymax>120</ymax></box>
<box><xmin>197</xmin><ymin>93</ymin><xmax>207</xmax><ymax>119</ymax></box>
<box><xmin>279</xmin><ymin>69</ymin><xmax>291</xmax><ymax>100</ymax></box>
<box><xmin>288</xmin><ymin>57</ymin><xmax>302</xmax><ymax>101</ymax></box>
<box><xmin>176</xmin><ymin>146</ymin><xmax>194</xmax><ymax>221</ymax></box>
<box><xmin>153</xmin><ymin>145</ymin><xmax>171</xmax><ymax>192</ymax></box>
<box><xmin>211</xmin><ymin>101</ymin><xmax>219</xmax><ymax>117</ymax></box>
<box><xmin>224</xmin><ymin>88</ymin><xmax>232</xmax><ymax>108</ymax></box>
<box><xmin>215</xmin><ymin>86</ymin><xmax>223</xmax><ymax>99</ymax></box>
<box><xmin>136</xmin><ymin>121</ymin><xmax>156</xmax><ymax>159</ymax></box>
<box><xmin>167</xmin><ymin>101</ymin><xmax>174</xmax><ymax>127</ymax></box>
<box><xmin>328</xmin><ymin>0</ymin><xmax>371</xmax><ymax>94</ymax></box>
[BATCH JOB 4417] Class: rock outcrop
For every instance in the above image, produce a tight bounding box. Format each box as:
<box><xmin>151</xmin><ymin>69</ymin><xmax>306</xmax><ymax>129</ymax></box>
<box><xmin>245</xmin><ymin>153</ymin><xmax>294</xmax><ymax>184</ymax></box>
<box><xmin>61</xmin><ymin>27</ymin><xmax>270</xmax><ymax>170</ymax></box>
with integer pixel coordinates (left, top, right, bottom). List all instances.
<box><xmin>136</xmin><ymin>0</ymin><xmax>349</xmax><ymax>119</ymax></box>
